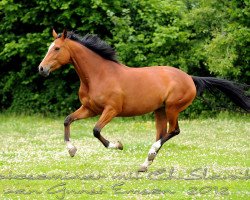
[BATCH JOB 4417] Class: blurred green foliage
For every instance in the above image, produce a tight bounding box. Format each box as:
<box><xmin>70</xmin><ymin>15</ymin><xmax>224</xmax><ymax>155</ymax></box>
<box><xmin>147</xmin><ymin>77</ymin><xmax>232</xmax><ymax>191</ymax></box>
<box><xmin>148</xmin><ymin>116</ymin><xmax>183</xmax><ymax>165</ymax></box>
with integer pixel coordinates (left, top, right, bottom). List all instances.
<box><xmin>0</xmin><ymin>0</ymin><xmax>249</xmax><ymax>116</ymax></box>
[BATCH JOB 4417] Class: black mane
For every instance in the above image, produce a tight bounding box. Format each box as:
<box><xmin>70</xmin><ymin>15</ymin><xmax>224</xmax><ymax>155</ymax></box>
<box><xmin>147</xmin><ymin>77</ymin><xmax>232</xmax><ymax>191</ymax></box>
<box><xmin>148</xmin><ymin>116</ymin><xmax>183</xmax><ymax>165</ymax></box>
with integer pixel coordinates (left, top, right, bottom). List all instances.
<box><xmin>58</xmin><ymin>31</ymin><xmax>118</xmax><ymax>63</ymax></box>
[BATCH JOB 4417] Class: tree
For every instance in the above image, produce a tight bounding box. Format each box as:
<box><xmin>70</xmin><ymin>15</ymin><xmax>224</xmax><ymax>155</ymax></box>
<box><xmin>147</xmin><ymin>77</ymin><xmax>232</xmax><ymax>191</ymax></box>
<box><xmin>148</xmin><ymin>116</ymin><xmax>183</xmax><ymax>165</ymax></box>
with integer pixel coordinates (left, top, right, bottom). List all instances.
<box><xmin>0</xmin><ymin>0</ymin><xmax>249</xmax><ymax>115</ymax></box>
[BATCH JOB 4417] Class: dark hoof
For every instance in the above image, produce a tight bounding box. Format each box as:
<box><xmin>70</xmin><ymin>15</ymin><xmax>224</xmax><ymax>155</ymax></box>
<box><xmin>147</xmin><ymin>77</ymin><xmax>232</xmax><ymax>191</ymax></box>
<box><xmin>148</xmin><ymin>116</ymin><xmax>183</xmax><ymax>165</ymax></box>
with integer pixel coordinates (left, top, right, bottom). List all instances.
<box><xmin>117</xmin><ymin>141</ymin><xmax>123</xmax><ymax>150</ymax></box>
<box><xmin>68</xmin><ymin>146</ymin><xmax>77</xmax><ymax>157</ymax></box>
<box><xmin>138</xmin><ymin>165</ymin><xmax>148</xmax><ymax>172</ymax></box>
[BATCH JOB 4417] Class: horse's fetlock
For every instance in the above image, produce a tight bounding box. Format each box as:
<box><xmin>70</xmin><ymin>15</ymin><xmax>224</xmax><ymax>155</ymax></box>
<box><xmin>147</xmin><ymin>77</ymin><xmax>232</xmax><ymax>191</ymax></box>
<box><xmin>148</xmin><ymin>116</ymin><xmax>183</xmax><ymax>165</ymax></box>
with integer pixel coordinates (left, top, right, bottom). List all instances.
<box><xmin>174</xmin><ymin>128</ymin><xmax>180</xmax><ymax>135</ymax></box>
<box><xmin>148</xmin><ymin>152</ymin><xmax>157</xmax><ymax>161</ymax></box>
<box><xmin>93</xmin><ymin>127</ymin><xmax>101</xmax><ymax>138</ymax></box>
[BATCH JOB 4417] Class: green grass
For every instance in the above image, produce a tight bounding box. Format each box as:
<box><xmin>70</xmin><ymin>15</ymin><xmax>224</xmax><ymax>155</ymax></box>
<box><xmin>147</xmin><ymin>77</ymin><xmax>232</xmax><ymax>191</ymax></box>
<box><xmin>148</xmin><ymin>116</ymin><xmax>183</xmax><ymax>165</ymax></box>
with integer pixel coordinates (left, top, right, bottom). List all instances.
<box><xmin>0</xmin><ymin>113</ymin><xmax>249</xmax><ymax>200</ymax></box>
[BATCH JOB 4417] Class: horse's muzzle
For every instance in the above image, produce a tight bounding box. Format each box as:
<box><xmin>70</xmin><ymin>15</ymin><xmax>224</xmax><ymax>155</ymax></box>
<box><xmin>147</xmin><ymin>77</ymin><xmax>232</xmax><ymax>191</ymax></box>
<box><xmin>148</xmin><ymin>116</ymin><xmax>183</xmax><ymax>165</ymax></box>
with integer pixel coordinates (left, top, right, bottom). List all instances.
<box><xmin>38</xmin><ymin>66</ymin><xmax>50</xmax><ymax>77</ymax></box>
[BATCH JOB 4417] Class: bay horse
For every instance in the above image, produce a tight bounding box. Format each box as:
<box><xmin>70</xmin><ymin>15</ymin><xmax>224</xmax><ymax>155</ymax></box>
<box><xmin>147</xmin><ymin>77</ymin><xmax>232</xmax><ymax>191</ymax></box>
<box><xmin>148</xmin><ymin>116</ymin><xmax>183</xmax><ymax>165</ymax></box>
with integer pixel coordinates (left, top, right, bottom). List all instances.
<box><xmin>38</xmin><ymin>29</ymin><xmax>250</xmax><ymax>172</ymax></box>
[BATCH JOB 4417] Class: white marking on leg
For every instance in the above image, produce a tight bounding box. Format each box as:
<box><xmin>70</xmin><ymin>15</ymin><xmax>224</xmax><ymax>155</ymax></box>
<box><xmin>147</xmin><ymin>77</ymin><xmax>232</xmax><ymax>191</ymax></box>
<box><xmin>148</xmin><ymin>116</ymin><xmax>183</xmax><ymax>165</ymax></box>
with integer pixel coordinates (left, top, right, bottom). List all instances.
<box><xmin>66</xmin><ymin>141</ymin><xmax>77</xmax><ymax>157</ymax></box>
<box><xmin>108</xmin><ymin>142</ymin><xmax>118</xmax><ymax>149</ymax></box>
<box><xmin>108</xmin><ymin>141</ymin><xmax>123</xmax><ymax>150</ymax></box>
<box><xmin>140</xmin><ymin>140</ymin><xmax>162</xmax><ymax>169</ymax></box>
<box><xmin>141</xmin><ymin>157</ymin><xmax>153</xmax><ymax>169</ymax></box>
<box><xmin>149</xmin><ymin>140</ymin><xmax>161</xmax><ymax>155</ymax></box>
<box><xmin>66</xmin><ymin>141</ymin><xmax>74</xmax><ymax>150</ymax></box>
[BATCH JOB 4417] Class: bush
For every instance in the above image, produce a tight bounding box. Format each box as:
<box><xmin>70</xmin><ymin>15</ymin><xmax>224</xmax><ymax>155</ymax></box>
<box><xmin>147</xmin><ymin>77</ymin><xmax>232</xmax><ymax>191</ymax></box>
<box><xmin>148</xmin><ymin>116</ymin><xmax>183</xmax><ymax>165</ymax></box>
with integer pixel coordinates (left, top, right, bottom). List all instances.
<box><xmin>0</xmin><ymin>0</ymin><xmax>249</xmax><ymax>116</ymax></box>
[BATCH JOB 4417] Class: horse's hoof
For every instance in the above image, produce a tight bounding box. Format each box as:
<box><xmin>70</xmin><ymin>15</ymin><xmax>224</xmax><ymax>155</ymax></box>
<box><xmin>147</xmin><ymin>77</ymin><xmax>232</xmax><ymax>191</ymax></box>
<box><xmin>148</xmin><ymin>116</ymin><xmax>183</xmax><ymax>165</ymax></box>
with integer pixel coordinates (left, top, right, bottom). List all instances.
<box><xmin>138</xmin><ymin>165</ymin><xmax>148</xmax><ymax>172</ymax></box>
<box><xmin>117</xmin><ymin>141</ymin><xmax>123</xmax><ymax>150</ymax></box>
<box><xmin>68</xmin><ymin>146</ymin><xmax>77</xmax><ymax>157</ymax></box>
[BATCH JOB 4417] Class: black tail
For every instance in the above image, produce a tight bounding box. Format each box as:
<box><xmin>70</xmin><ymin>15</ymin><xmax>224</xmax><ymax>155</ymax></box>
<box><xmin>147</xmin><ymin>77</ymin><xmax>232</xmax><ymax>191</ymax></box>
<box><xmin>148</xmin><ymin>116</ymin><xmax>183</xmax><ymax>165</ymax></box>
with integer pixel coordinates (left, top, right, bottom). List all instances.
<box><xmin>192</xmin><ymin>76</ymin><xmax>250</xmax><ymax>112</ymax></box>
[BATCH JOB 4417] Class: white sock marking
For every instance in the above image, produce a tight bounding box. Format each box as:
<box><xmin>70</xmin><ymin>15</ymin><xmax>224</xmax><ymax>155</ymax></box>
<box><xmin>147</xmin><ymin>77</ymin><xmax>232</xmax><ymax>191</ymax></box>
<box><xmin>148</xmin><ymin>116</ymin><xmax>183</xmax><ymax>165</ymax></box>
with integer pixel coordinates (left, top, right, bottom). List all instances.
<box><xmin>141</xmin><ymin>140</ymin><xmax>162</xmax><ymax>168</ymax></box>
<box><xmin>149</xmin><ymin>140</ymin><xmax>161</xmax><ymax>154</ymax></box>
<box><xmin>108</xmin><ymin>142</ymin><xmax>118</xmax><ymax>149</ymax></box>
<box><xmin>66</xmin><ymin>141</ymin><xmax>74</xmax><ymax>150</ymax></box>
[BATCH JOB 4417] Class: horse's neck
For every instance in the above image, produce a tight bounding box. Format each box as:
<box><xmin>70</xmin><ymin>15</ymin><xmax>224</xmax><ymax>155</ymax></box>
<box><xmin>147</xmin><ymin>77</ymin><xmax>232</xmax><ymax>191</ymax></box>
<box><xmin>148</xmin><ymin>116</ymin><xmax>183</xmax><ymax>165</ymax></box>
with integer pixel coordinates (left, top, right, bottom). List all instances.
<box><xmin>69</xmin><ymin>41</ymin><xmax>107</xmax><ymax>86</ymax></box>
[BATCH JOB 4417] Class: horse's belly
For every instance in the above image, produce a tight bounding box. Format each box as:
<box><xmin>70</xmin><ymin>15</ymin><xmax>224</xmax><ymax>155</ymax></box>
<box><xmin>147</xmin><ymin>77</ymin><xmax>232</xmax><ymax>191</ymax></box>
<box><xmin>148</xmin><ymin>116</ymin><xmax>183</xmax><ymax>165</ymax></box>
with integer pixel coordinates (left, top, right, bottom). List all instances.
<box><xmin>119</xmin><ymin>104</ymin><xmax>162</xmax><ymax>117</ymax></box>
<box><xmin>119</xmin><ymin>94</ymin><xmax>164</xmax><ymax>117</ymax></box>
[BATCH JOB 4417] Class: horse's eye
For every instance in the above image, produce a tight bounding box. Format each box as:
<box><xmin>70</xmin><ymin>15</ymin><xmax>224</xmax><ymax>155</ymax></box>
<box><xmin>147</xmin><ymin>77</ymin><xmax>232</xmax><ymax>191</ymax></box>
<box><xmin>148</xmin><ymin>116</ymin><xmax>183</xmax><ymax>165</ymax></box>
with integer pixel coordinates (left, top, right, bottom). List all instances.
<box><xmin>55</xmin><ymin>47</ymin><xmax>60</xmax><ymax>51</ymax></box>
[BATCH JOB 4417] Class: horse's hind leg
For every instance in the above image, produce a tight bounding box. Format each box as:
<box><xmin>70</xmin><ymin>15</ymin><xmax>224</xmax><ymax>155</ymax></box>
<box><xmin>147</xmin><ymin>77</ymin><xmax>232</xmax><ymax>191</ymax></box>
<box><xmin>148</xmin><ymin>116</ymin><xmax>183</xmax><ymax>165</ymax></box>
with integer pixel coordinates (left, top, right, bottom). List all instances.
<box><xmin>154</xmin><ymin>108</ymin><xmax>168</xmax><ymax>141</ymax></box>
<box><xmin>138</xmin><ymin>107</ymin><xmax>179</xmax><ymax>172</ymax></box>
<box><xmin>64</xmin><ymin>106</ymin><xmax>95</xmax><ymax>157</ymax></box>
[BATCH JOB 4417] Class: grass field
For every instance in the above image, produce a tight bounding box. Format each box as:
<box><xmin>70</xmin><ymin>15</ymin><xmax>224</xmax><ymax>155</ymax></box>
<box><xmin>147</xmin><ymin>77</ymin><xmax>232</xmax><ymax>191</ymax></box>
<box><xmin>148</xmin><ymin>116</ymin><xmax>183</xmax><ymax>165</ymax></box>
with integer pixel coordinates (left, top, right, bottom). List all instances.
<box><xmin>0</xmin><ymin>113</ymin><xmax>249</xmax><ymax>200</ymax></box>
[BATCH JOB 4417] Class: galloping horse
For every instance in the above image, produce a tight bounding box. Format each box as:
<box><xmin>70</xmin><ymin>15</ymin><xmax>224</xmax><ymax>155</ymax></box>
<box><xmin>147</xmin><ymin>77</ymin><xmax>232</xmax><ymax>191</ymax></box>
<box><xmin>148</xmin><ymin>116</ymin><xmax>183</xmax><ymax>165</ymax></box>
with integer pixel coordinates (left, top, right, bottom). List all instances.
<box><xmin>39</xmin><ymin>30</ymin><xmax>250</xmax><ymax>172</ymax></box>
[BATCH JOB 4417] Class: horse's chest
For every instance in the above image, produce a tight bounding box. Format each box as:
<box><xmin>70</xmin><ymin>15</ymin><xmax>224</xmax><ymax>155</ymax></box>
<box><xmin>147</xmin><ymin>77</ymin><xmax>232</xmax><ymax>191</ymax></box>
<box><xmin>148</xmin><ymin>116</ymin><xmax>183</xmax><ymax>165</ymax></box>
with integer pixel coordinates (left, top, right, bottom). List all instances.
<box><xmin>79</xmin><ymin>94</ymin><xmax>104</xmax><ymax>114</ymax></box>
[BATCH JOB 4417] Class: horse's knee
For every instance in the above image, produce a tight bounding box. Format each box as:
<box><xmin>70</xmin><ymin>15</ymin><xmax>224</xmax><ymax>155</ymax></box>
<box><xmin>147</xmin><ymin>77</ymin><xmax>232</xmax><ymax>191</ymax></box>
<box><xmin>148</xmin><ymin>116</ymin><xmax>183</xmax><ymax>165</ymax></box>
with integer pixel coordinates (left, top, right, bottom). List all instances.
<box><xmin>93</xmin><ymin>127</ymin><xmax>101</xmax><ymax>138</ymax></box>
<box><xmin>64</xmin><ymin>115</ymin><xmax>72</xmax><ymax>127</ymax></box>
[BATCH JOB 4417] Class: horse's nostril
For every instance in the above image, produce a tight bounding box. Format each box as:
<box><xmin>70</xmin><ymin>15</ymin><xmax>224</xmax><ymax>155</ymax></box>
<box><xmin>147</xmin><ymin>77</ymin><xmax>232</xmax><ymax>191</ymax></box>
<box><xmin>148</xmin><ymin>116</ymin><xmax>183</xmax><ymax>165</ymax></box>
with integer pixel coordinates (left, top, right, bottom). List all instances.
<box><xmin>40</xmin><ymin>66</ymin><xmax>43</xmax><ymax>71</ymax></box>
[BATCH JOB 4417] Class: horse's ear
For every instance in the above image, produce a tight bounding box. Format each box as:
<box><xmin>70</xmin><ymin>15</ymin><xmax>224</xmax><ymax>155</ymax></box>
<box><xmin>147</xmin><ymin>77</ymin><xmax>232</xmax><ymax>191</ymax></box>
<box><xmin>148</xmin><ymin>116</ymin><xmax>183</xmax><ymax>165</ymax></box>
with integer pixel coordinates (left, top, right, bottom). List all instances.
<box><xmin>52</xmin><ymin>29</ymin><xmax>58</xmax><ymax>39</ymax></box>
<box><xmin>62</xmin><ymin>29</ymin><xmax>67</xmax><ymax>40</ymax></box>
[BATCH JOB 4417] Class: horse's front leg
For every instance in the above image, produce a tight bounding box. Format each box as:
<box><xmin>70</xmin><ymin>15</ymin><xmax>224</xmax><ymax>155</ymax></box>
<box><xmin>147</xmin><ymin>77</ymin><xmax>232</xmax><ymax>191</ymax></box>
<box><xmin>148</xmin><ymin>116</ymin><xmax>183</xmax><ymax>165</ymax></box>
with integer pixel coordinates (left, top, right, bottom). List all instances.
<box><xmin>93</xmin><ymin>106</ymin><xmax>123</xmax><ymax>150</ymax></box>
<box><xmin>64</xmin><ymin>105</ymin><xmax>96</xmax><ymax>157</ymax></box>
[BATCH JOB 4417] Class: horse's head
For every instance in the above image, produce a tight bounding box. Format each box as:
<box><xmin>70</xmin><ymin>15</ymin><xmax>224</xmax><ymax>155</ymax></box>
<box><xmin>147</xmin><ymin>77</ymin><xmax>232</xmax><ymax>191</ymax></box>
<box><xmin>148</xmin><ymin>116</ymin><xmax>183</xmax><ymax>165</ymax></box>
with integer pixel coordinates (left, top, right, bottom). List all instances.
<box><xmin>38</xmin><ymin>29</ymin><xmax>71</xmax><ymax>77</ymax></box>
